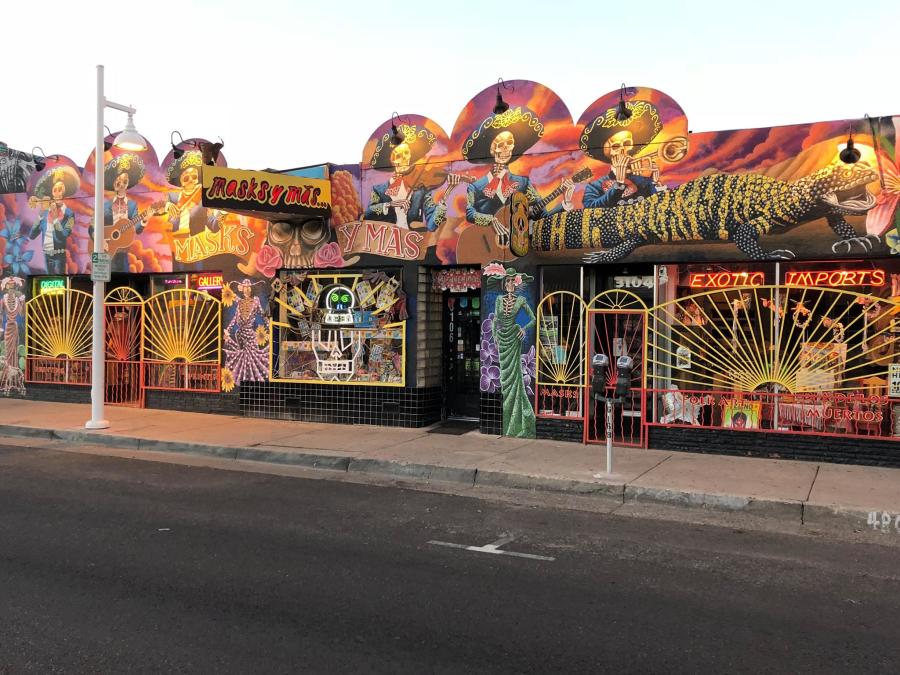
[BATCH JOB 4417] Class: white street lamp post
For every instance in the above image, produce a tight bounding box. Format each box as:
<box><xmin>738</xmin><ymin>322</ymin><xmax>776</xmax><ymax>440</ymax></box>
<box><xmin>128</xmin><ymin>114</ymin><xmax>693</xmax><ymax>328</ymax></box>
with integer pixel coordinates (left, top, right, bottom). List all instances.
<box><xmin>86</xmin><ymin>64</ymin><xmax>146</xmax><ymax>430</ymax></box>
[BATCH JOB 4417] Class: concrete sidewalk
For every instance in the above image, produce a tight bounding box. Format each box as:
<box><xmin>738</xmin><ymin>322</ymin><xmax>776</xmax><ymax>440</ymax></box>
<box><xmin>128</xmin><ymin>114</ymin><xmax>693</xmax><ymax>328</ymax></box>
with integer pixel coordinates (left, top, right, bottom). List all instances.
<box><xmin>1</xmin><ymin>399</ymin><xmax>899</xmax><ymax>533</ymax></box>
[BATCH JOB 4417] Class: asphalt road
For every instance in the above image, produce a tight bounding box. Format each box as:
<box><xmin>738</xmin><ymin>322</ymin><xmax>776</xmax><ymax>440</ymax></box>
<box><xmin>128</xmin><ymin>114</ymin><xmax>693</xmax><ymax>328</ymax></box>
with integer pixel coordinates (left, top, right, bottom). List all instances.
<box><xmin>1</xmin><ymin>442</ymin><xmax>899</xmax><ymax>674</ymax></box>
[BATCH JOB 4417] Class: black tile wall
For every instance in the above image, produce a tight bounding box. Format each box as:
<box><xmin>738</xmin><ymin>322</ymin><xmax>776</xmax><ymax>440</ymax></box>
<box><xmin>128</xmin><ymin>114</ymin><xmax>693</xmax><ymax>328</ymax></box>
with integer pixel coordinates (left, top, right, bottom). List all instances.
<box><xmin>24</xmin><ymin>383</ymin><xmax>91</xmax><ymax>405</ymax></box>
<box><xmin>648</xmin><ymin>426</ymin><xmax>900</xmax><ymax>468</ymax></box>
<box><xmin>240</xmin><ymin>381</ymin><xmax>443</xmax><ymax>427</ymax></box>
<box><xmin>536</xmin><ymin>418</ymin><xmax>583</xmax><ymax>442</ymax></box>
<box><xmin>145</xmin><ymin>390</ymin><xmax>240</xmax><ymax>416</ymax></box>
<box><xmin>480</xmin><ymin>392</ymin><xmax>502</xmax><ymax>435</ymax></box>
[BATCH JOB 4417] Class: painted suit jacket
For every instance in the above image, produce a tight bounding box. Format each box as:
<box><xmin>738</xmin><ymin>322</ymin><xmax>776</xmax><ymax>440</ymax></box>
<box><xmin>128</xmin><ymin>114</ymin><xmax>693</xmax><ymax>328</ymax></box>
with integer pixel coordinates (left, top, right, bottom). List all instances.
<box><xmin>365</xmin><ymin>179</ymin><xmax>443</xmax><ymax>231</ymax></box>
<box><xmin>29</xmin><ymin>204</ymin><xmax>74</xmax><ymax>251</ymax></box>
<box><xmin>466</xmin><ymin>171</ymin><xmax>560</xmax><ymax>227</ymax></box>
<box><xmin>582</xmin><ymin>171</ymin><xmax>658</xmax><ymax>209</ymax></box>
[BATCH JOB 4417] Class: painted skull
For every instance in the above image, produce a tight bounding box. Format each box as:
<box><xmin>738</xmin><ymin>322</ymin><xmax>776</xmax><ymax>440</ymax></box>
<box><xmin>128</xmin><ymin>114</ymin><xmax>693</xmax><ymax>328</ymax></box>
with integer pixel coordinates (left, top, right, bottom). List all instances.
<box><xmin>604</xmin><ymin>130</ymin><xmax>635</xmax><ymax>160</ymax></box>
<box><xmin>266</xmin><ymin>219</ymin><xmax>328</xmax><ymax>268</ymax></box>
<box><xmin>390</xmin><ymin>143</ymin><xmax>412</xmax><ymax>175</ymax></box>
<box><xmin>491</xmin><ymin>131</ymin><xmax>515</xmax><ymax>165</ymax></box>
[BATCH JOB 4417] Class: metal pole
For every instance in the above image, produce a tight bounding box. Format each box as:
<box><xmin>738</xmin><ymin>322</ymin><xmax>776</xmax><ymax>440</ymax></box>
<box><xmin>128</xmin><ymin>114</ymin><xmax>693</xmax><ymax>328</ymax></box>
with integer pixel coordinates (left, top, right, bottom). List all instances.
<box><xmin>606</xmin><ymin>398</ymin><xmax>614</xmax><ymax>474</ymax></box>
<box><xmin>86</xmin><ymin>64</ymin><xmax>108</xmax><ymax>429</ymax></box>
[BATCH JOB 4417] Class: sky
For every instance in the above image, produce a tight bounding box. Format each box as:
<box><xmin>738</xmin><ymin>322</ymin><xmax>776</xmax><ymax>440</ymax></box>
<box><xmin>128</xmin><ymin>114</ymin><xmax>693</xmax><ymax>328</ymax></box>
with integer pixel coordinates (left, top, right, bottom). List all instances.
<box><xmin>2</xmin><ymin>0</ymin><xmax>898</xmax><ymax>171</ymax></box>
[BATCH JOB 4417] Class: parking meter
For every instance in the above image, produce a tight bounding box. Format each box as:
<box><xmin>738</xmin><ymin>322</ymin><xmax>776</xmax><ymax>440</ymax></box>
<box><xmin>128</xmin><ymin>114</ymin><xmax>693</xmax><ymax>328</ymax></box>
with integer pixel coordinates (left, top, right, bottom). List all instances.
<box><xmin>591</xmin><ymin>354</ymin><xmax>609</xmax><ymax>399</ymax></box>
<box><xmin>614</xmin><ymin>355</ymin><xmax>634</xmax><ymax>399</ymax></box>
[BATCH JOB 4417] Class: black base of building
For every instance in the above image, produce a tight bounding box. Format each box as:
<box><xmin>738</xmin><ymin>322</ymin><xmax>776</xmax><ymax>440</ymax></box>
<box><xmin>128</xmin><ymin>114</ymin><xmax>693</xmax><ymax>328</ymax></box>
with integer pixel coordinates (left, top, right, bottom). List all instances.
<box><xmin>480</xmin><ymin>392</ymin><xmax>502</xmax><ymax>435</ymax></box>
<box><xmin>144</xmin><ymin>389</ymin><xmax>240</xmax><ymax>416</ymax></box>
<box><xmin>25</xmin><ymin>383</ymin><xmax>91</xmax><ymax>405</ymax></box>
<box><xmin>648</xmin><ymin>426</ymin><xmax>900</xmax><ymax>467</ymax></box>
<box><xmin>240</xmin><ymin>381</ymin><xmax>442</xmax><ymax>427</ymax></box>
<box><xmin>536</xmin><ymin>417</ymin><xmax>583</xmax><ymax>442</ymax></box>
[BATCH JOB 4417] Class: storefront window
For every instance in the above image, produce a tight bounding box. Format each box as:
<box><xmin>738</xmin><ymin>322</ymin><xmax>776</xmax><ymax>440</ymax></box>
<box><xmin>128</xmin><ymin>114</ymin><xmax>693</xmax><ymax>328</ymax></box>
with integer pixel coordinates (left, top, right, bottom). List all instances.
<box><xmin>647</xmin><ymin>262</ymin><xmax>900</xmax><ymax>438</ymax></box>
<box><xmin>270</xmin><ymin>269</ymin><xmax>407</xmax><ymax>386</ymax></box>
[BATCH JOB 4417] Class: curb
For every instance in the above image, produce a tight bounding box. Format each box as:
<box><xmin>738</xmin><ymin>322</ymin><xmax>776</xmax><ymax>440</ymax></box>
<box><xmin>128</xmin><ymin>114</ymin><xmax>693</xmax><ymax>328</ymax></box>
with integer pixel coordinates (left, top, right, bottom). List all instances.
<box><xmin>0</xmin><ymin>423</ymin><xmax>814</xmax><ymax>524</ymax></box>
<box><xmin>348</xmin><ymin>458</ymin><xmax>477</xmax><ymax>484</ymax></box>
<box><xmin>624</xmin><ymin>485</ymin><xmax>803</xmax><ymax>519</ymax></box>
<box><xmin>802</xmin><ymin>503</ymin><xmax>879</xmax><ymax>531</ymax></box>
<box><xmin>475</xmin><ymin>470</ymin><xmax>624</xmax><ymax>499</ymax></box>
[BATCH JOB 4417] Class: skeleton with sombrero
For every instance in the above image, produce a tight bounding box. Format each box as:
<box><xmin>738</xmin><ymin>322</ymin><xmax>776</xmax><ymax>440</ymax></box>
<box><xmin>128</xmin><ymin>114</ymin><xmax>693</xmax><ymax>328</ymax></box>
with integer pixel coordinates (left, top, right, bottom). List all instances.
<box><xmin>84</xmin><ymin>153</ymin><xmax>149</xmax><ymax>274</ymax></box>
<box><xmin>463</xmin><ymin>107</ymin><xmax>574</xmax><ymax>243</ymax></box>
<box><xmin>364</xmin><ymin>123</ymin><xmax>446</xmax><ymax>231</ymax></box>
<box><xmin>163</xmin><ymin>149</ymin><xmax>221</xmax><ymax>237</ymax></box>
<box><xmin>27</xmin><ymin>165</ymin><xmax>80</xmax><ymax>274</ymax></box>
<box><xmin>580</xmin><ymin>100</ymin><xmax>664</xmax><ymax>209</ymax></box>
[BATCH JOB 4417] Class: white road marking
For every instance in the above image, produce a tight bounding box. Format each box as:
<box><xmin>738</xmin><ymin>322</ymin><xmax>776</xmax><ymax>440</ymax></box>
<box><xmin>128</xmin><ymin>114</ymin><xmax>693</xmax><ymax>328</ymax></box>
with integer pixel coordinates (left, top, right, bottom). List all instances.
<box><xmin>428</xmin><ymin>534</ymin><xmax>555</xmax><ymax>561</ymax></box>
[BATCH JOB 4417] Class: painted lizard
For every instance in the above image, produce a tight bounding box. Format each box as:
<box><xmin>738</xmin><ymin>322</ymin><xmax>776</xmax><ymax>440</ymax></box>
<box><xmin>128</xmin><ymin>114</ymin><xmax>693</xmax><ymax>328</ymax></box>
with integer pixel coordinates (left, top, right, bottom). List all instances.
<box><xmin>531</xmin><ymin>162</ymin><xmax>880</xmax><ymax>262</ymax></box>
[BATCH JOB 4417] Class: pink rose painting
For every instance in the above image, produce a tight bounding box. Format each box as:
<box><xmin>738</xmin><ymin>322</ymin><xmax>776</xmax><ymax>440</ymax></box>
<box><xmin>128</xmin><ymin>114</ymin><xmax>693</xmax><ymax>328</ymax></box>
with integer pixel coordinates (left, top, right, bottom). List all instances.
<box><xmin>255</xmin><ymin>244</ymin><xmax>283</xmax><ymax>278</ymax></box>
<box><xmin>313</xmin><ymin>242</ymin><xmax>345</xmax><ymax>269</ymax></box>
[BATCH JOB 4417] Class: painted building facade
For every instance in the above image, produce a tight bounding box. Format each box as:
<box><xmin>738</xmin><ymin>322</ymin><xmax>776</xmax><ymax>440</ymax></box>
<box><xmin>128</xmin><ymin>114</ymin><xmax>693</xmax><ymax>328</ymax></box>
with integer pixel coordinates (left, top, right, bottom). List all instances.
<box><xmin>3</xmin><ymin>82</ymin><xmax>900</xmax><ymax>465</ymax></box>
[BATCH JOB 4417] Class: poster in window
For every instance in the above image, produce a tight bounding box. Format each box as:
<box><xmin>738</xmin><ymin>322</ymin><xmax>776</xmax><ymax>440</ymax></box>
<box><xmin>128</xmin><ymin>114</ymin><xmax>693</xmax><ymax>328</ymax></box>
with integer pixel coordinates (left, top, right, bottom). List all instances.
<box><xmin>722</xmin><ymin>402</ymin><xmax>760</xmax><ymax>430</ymax></box>
<box><xmin>889</xmin><ymin>364</ymin><xmax>900</xmax><ymax>398</ymax></box>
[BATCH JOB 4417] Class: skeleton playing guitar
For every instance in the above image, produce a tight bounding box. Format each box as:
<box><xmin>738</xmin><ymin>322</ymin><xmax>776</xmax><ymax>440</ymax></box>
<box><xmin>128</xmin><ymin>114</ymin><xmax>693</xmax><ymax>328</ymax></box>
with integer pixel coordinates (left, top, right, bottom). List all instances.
<box><xmin>91</xmin><ymin>200</ymin><xmax>166</xmax><ymax>255</ymax></box>
<box><xmin>456</xmin><ymin>167</ymin><xmax>593</xmax><ymax>262</ymax></box>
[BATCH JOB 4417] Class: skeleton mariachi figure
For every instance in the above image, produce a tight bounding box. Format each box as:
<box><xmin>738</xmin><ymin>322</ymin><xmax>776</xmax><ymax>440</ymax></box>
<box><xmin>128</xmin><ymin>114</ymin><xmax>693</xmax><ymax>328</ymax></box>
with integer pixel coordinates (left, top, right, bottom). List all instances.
<box><xmin>223</xmin><ymin>278</ymin><xmax>268</xmax><ymax>384</ymax></box>
<box><xmin>87</xmin><ymin>153</ymin><xmax>149</xmax><ymax>274</ymax></box>
<box><xmin>463</xmin><ymin>107</ymin><xmax>575</xmax><ymax>245</ymax></box>
<box><xmin>364</xmin><ymin>124</ymin><xmax>446</xmax><ymax>231</ymax></box>
<box><xmin>164</xmin><ymin>150</ymin><xmax>221</xmax><ymax>237</ymax></box>
<box><xmin>580</xmin><ymin>100</ymin><xmax>664</xmax><ymax>208</ymax></box>
<box><xmin>27</xmin><ymin>165</ymin><xmax>80</xmax><ymax>274</ymax></box>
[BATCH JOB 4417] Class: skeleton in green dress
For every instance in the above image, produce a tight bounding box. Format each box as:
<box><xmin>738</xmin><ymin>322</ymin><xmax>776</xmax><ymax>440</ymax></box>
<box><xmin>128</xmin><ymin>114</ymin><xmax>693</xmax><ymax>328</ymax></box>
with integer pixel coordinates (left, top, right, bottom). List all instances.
<box><xmin>492</xmin><ymin>270</ymin><xmax>536</xmax><ymax>438</ymax></box>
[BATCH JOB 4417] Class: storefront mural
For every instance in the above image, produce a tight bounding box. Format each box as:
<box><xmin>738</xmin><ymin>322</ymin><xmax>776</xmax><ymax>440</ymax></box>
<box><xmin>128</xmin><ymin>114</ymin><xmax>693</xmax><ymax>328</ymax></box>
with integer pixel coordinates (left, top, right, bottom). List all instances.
<box><xmin>222</xmin><ymin>278</ymin><xmax>270</xmax><ymax>391</ymax></box>
<box><xmin>482</xmin><ymin>262</ymin><xmax>537</xmax><ymax>438</ymax></box>
<box><xmin>327</xmin><ymin>83</ymin><xmax>898</xmax><ymax>268</ymax></box>
<box><xmin>0</xmin><ymin>146</ymin><xmax>36</xmax><ymax>195</ymax></box>
<box><xmin>1</xmin><ymin>81</ymin><xmax>898</xmax><ymax>448</ymax></box>
<box><xmin>269</xmin><ymin>270</ymin><xmax>407</xmax><ymax>385</ymax></box>
<box><xmin>0</xmin><ymin>276</ymin><xmax>26</xmax><ymax>395</ymax></box>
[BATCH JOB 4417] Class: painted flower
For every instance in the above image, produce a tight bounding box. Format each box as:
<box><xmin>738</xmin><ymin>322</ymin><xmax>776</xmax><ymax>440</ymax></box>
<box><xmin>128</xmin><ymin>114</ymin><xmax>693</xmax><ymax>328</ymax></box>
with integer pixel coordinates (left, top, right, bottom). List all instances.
<box><xmin>256</xmin><ymin>244</ymin><xmax>283</xmax><ymax>278</ymax></box>
<box><xmin>480</xmin><ymin>364</ymin><xmax>500</xmax><ymax>393</ymax></box>
<box><xmin>221</xmin><ymin>284</ymin><xmax>236</xmax><ymax>307</ymax></box>
<box><xmin>256</xmin><ymin>324</ymin><xmax>269</xmax><ymax>347</ymax></box>
<box><xmin>0</xmin><ymin>219</ymin><xmax>22</xmax><ymax>243</ymax></box>
<box><xmin>481</xmin><ymin>313</ymin><xmax>495</xmax><ymax>340</ymax></box>
<box><xmin>866</xmin><ymin>146</ymin><xmax>900</xmax><ymax>237</ymax></box>
<box><xmin>481</xmin><ymin>338</ymin><xmax>499</xmax><ymax>363</ymax></box>
<box><xmin>483</xmin><ymin>262</ymin><xmax>506</xmax><ymax>278</ymax></box>
<box><xmin>221</xmin><ymin>367</ymin><xmax>235</xmax><ymax>393</ymax></box>
<box><xmin>313</xmin><ymin>241</ymin><xmax>345</xmax><ymax>268</ymax></box>
<box><xmin>2</xmin><ymin>237</ymin><xmax>34</xmax><ymax>276</ymax></box>
<box><xmin>521</xmin><ymin>344</ymin><xmax>536</xmax><ymax>399</ymax></box>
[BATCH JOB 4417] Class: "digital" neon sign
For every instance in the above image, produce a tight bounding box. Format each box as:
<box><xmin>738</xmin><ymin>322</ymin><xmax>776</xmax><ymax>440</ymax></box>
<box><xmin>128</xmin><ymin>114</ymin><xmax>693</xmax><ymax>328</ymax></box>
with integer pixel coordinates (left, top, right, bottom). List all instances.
<box><xmin>785</xmin><ymin>269</ymin><xmax>885</xmax><ymax>287</ymax></box>
<box><xmin>38</xmin><ymin>278</ymin><xmax>65</xmax><ymax>295</ymax></box>
<box><xmin>688</xmin><ymin>271</ymin><xmax>765</xmax><ymax>288</ymax></box>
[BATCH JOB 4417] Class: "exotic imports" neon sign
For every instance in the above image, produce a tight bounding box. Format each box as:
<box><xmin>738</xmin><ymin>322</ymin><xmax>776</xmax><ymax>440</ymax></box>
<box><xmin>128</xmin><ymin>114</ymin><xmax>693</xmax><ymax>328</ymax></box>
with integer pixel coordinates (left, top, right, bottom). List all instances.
<box><xmin>688</xmin><ymin>271</ymin><xmax>765</xmax><ymax>288</ymax></box>
<box><xmin>784</xmin><ymin>269</ymin><xmax>886</xmax><ymax>287</ymax></box>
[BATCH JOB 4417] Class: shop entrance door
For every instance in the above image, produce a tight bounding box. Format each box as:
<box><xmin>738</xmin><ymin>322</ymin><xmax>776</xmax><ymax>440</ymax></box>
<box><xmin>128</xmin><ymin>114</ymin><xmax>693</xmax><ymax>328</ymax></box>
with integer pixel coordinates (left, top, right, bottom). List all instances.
<box><xmin>104</xmin><ymin>287</ymin><xmax>144</xmax><ymax>407</ymax></box>
<box><xmin>585</xmin><ymin>309</ymin><xmax>646</xmax><ymax>446</ymax></box>
<box><xmin>443</xmin><ymin>290</ymin><xmax>482</xmax><ymax>419</ymax></box>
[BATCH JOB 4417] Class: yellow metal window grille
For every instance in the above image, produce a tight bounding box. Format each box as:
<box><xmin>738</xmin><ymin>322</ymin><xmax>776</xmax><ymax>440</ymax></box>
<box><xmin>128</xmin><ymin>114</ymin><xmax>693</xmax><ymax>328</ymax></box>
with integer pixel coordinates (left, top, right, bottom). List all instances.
<box><xmin>25</xmin><ymin>289</ymin><xmax>93</xmax><ymax>385</ymax></box>
<box><xmin>142</xmin><ymin>289</ymin><xmax>222</xmax><ymax>392</ymax></box>
<box><xmin>648</xmin><ymin>286</ymin><xmax>900</xmax><ymax>394</ymax></box>
<box><xmin>536</xmin><ymin>291</ymin><xmax>586</xmax><ymax>418</ymax></box>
